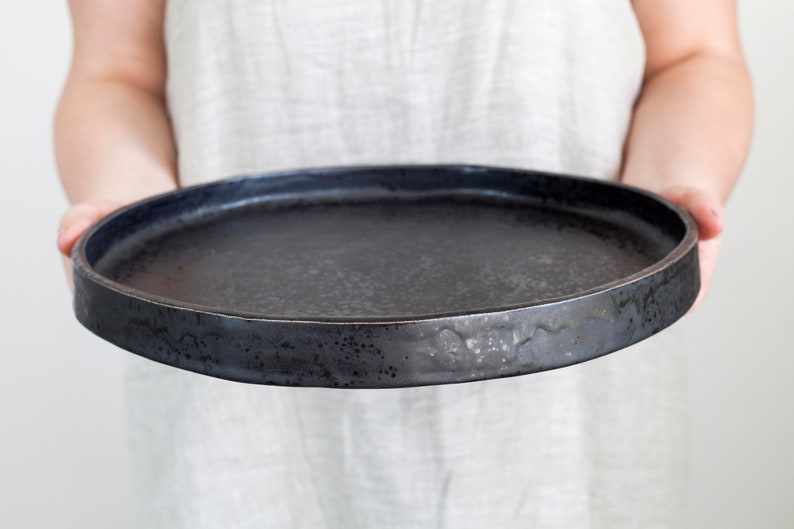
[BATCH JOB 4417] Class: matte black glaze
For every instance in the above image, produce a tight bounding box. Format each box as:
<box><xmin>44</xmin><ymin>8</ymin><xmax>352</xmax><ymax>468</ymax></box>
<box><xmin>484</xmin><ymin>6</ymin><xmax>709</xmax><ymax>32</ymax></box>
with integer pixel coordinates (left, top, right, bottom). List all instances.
<box><xmin>72</xmin><ymin>165</ymin><xmax>699</xmax><ymax>388</ymax></box>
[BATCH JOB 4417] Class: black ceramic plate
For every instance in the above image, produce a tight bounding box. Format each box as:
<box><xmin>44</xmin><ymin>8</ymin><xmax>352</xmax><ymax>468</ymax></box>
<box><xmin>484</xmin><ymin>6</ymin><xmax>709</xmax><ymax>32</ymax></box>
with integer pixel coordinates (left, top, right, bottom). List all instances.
<box><xmin>73</xmin><ymin>165</ymin><xmax>699</xmax><ymax>388</ymax></box>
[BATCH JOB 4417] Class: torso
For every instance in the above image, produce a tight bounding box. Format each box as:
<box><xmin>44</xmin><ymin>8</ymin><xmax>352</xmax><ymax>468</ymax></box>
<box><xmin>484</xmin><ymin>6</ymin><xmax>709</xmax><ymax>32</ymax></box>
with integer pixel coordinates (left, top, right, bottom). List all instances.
<box><xmin>124</xmin><ymin>3</ymin><xmax>685</xmax><ymax>528</ymax></box>
<box><xmin>165</xmin><ymin>0</ymin><xmax>644</xmax><ymax>185</ymax></box>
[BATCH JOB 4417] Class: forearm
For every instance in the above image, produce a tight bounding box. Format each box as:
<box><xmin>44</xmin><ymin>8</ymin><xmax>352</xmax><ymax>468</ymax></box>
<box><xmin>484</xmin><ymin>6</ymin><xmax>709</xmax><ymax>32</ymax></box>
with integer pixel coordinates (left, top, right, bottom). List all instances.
<box><xmin>621</xmin><ymin>53</ymin><xmax>753</xmax><ymax>201</ymax></box>
<box><xmin>55</xmin><ymin>75</ymin><xmax>177</xmax><ymax>205</ymax></box>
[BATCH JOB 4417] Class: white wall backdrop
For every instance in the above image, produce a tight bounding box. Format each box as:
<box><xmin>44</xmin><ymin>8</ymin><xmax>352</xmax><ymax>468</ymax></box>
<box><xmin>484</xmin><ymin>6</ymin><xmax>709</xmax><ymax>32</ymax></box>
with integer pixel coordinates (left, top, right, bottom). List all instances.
<box><xmin>684</xmin><ymin>3</ymin><xmax>794</xmax><ymax>527</ymax></box>
<box><xmin>0</xmin><ymin>3</ymin><xmax>134</xmax><ymax>528</ymax></box>
<box><xmin>0</xmin><ymin>2</ymin><xmax>791</xmax><ymax>528</ymax></box>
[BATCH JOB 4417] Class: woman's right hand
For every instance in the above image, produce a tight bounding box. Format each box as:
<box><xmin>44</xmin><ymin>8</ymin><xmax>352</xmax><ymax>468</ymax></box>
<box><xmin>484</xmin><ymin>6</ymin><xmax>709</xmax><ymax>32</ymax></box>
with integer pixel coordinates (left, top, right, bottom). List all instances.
<box><xmin>57</xmin><ymin>200</ymin><xmax>122</xmax><ymax>291</ymax></box>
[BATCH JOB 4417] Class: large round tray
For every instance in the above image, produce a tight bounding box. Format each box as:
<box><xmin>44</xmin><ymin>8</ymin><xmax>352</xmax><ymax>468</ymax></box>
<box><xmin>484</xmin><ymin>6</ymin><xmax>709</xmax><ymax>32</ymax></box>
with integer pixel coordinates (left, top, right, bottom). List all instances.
<box><xmin>73</xmin><ymin>165</ymin><xmax>699</xmax><ymax>388</ymax></box>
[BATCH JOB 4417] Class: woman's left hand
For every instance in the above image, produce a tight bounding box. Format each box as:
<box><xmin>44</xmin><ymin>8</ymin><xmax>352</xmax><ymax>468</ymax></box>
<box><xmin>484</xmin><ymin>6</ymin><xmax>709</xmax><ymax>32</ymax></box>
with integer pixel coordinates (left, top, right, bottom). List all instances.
<box><xmin>659</xmin><ymin>185</ymin><xmax>724</xmax><ymax>311</ymax></box>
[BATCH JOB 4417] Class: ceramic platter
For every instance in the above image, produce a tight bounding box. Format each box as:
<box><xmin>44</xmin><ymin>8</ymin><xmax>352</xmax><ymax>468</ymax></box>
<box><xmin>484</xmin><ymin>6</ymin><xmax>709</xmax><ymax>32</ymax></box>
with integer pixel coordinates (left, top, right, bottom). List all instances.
<box><xmin>73</xmin><ymin>165</ymin><xmax>699</xmax><ymax>388</ymax></box>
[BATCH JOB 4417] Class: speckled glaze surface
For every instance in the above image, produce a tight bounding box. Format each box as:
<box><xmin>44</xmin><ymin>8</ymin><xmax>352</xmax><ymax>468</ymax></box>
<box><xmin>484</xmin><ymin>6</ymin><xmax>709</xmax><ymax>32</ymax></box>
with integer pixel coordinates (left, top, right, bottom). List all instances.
<box><xmin>72</xmin><ymin>165</ymin><xmax>699</xmax><ymax>388</ymax></box>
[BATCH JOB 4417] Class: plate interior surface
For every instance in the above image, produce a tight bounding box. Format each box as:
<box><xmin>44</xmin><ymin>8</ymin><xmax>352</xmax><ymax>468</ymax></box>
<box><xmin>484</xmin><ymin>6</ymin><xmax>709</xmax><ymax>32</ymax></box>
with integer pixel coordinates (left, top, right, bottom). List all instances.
<box><xmin>93</xmin><ymin>193</ymin><xmax>678</xmax><ymax>319</ymax></box>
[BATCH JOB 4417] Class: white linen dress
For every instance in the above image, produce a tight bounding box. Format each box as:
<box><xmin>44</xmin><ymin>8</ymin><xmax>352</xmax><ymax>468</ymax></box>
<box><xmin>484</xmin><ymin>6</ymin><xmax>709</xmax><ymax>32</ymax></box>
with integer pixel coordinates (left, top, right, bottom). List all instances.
<box><xmin>125</xmin><ymin>1</ymin><xmax>688</xmax><ymax>527</ymax></box>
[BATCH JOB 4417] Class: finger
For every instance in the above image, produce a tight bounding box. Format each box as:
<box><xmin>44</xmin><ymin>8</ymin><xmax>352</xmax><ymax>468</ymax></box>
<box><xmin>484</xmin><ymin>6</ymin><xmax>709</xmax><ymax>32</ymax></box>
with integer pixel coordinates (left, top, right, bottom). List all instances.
<box><xmin>61</xmin><ymin>254</ymin><xmax>75</xmax><ymax>293</ymax></box>
<box><xmin>690</xmin><ymin>278</ymin><xmax>707</xmax><ymax>313</ymax></box>
<box><xmin>688</xmin><ymin>235</ymin><xmax>723</xmax><ymax>313</ymax></box>
<box><xmin>663</xmin><ymin>186</ymin><xmax>724</xmax><ymax>241</ymax></box>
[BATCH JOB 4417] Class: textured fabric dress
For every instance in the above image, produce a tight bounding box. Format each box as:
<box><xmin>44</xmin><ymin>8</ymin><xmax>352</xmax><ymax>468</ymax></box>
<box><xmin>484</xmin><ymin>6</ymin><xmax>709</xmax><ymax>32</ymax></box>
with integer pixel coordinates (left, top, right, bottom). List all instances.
<box><xmin>125</xmin><ymin>1</ymin><xmax>688</xmax><ymax>527</ymax></box>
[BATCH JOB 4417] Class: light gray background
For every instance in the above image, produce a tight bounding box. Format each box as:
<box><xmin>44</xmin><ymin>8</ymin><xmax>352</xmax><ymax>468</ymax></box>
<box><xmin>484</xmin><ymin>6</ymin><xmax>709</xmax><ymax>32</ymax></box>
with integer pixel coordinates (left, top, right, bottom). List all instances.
<box><xmin>1</xmin><ymin>2</ymin><xmax>791</xmax><ymax>528</ymax></box>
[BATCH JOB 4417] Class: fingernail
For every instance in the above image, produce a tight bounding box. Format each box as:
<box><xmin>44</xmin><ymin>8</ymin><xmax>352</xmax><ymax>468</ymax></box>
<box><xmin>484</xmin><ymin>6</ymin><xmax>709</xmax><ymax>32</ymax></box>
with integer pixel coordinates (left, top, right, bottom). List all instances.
<box><xmin>710</xmin><ymin>208</ymin><xmax>721</xmax><ymax>218</ymax></box>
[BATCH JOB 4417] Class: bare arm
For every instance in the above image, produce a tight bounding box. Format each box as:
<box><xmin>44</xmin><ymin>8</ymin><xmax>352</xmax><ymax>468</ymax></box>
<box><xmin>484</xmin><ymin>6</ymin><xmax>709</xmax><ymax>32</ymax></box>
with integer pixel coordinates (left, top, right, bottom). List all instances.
<box><xmin>55</xmin><ymin>0</ymin><xmax>176</xmax><ymax>266</ymax></box>
<box><xmin>624</xmin><ymin>0</ymin><xmax>753</xmax><ymax>307</ymax></box>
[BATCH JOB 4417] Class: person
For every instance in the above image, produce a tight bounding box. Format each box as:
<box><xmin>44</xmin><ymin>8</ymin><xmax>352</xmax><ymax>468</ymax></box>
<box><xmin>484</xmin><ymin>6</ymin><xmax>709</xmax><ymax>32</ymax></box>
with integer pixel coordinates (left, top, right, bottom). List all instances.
<box><xmin>55</xmin><ymin>0</ymin><xmax>753</xmax><ymax>527</ymax></box>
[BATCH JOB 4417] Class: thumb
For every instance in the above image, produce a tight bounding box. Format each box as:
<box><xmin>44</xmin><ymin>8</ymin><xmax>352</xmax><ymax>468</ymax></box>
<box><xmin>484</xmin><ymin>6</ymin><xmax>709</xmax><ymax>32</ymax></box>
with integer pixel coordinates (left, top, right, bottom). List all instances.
<box><xmin>57</xmin><ymin>201</ymin><xmax>122</xmax><ymax>258</ymax></box>
<box><xmin>661</xmin><ymin>186</ymin><xmax>724</xmax><ymax>241</ymax></box>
